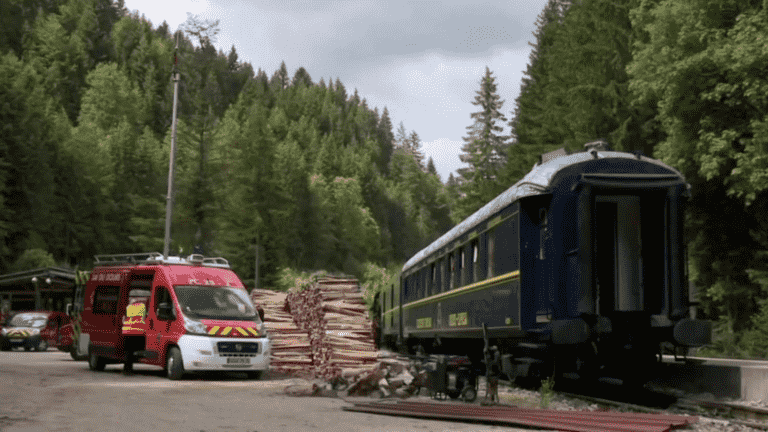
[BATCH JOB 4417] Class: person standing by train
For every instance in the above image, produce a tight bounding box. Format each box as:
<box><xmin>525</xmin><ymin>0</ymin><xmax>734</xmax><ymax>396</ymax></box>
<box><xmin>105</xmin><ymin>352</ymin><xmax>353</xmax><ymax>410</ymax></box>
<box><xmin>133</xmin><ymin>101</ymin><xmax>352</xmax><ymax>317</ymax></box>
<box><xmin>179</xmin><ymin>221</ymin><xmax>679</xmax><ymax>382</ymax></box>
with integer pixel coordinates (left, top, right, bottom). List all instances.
<box><xmin>484</xmin><ymin>345</ymin><xmax>500</xmax><ymax>402</ymax></box>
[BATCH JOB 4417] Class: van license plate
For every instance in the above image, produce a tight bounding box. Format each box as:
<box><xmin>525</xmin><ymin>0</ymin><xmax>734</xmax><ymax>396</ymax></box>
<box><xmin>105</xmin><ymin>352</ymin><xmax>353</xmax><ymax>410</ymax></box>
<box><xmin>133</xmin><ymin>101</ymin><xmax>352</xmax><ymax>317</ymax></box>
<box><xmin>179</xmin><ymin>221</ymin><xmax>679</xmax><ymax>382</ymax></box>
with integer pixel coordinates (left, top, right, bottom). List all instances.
<box><xmin>226</xmin><ymin>357</ymin><xmax>250</xmax><ymax>364</ymax></box>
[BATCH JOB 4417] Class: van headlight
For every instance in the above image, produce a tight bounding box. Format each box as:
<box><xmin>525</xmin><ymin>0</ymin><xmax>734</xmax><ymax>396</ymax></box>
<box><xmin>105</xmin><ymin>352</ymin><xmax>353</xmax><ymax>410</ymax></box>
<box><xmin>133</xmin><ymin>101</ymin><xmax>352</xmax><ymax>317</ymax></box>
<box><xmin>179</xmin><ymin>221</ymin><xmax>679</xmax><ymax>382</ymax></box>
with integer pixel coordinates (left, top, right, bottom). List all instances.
<box><xmin>183</xmin><ymin>316</ymin><xmax>208</xmax><ymax>336</ymax></box>
<box><xmin>258</xmin><ymin>322</ymin><xmax>269</xmax><ymax>339</ymax></box>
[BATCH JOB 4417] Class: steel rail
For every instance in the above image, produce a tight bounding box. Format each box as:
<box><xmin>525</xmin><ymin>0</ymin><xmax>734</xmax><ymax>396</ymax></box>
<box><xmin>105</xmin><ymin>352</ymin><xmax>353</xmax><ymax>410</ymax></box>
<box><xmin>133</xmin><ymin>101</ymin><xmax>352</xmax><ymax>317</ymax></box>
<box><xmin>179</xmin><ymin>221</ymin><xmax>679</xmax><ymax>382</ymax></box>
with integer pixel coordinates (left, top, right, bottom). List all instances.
<box><xmin>343</xmin><ymin>399</ymin><xmax>696</xmax><ymax>432</ymax></box>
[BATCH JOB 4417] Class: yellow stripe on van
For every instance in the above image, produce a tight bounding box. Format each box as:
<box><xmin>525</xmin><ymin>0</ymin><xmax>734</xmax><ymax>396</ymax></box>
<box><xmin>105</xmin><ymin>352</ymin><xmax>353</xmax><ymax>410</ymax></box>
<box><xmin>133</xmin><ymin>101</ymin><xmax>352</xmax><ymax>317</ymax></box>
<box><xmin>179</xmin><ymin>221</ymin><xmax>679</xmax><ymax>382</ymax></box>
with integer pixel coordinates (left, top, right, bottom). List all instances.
<box><xmin>247</xmin><ymin>328</ymin><xmax>260</xmax><ymax>336</ymax></box>
<box><xmin>208</xmin><ymin>326</ymin><xmax>220</xmax><ymax>335</ymax></box>
<box><xmin>236</xmin><ymin>327</ymin><xmax>249</xmax><ymax>336</ymax></box>
<box><xmin>221</xmin><ymin>327</ymin><xmax>232</xmax><ymax>336</ymax></box>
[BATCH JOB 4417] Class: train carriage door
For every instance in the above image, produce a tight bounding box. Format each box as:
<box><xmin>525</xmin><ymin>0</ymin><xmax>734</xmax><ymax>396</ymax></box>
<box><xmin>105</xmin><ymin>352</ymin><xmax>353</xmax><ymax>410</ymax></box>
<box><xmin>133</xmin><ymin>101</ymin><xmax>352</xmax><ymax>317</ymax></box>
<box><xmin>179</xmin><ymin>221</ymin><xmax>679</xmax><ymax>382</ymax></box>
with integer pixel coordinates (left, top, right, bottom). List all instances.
<box><xmin>594</xmin><ymin>195</ymin><xmax>643</xmax><ymax>313</ymax></box>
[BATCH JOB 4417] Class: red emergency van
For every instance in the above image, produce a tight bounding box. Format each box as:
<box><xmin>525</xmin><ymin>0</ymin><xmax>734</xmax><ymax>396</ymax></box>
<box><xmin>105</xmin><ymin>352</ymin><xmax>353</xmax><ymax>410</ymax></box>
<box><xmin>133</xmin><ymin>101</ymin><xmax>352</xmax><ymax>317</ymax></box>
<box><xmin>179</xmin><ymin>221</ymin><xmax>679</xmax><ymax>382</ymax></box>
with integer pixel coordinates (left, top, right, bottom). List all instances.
<box><xmin>80</xmin><ymin>252</ymin><xmax>270</xmax><ymax>379</ymax></box>
<box><xmin>1</xmin><ymin>311</ymin><xmax>74</xmax><ymax>352</ymax></box>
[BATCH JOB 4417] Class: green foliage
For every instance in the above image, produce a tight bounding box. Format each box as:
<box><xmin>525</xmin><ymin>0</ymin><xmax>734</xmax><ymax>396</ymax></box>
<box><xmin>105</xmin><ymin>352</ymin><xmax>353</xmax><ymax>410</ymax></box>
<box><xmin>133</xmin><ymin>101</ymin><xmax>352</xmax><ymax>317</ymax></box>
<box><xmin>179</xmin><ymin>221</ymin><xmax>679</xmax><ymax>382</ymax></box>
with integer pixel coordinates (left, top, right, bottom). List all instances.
<box><xmin>0</xmin><ymin>51</ymin><xmax>71</xmax><ymax>268</ymax></box>
<box><xmin>539</xmin><ymin>375</ymin><xmax>555</xmax><ymax>409</ymax></box>
<box><xmin>11</xmin><ymin>249</ymin><xmax>57</xmax><ymax>272</ymax></box>
<box><xmin>0</xmin><ymin>0</ymin><xmax>452</xmax><ymax>289</ymax></box>
<box><xmin>629</xmin><ymin>0</ymin><xmax>768</xmax><ymax>333</ymax></box>
<box><xmin>273</xmin><ymin>267</ymin><xmax>323</xmax><ymax>292</ymax></box>
<box><xmin>506</xmin><ymin>0</ymin><xmax>655</xmax><ymax>187</ymax></box>
<box><xmin>456</xmin><ymin>66</ymin><xmax>510</xmax><ymax>220</ymax></box>
<box><xmin>360</xmin><ymin>262</ymin><xmax>399</xmax><ymax>311</ymax></box>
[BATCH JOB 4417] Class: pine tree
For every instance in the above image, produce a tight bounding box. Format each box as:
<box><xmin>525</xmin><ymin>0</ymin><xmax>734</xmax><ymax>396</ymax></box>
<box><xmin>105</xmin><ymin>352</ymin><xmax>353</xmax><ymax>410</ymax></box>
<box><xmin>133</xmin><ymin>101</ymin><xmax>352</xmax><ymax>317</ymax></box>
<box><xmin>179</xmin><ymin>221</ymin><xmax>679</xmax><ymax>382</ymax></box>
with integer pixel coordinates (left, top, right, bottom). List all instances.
<box><xmin>426</xmin><ymin>157</ymin><xmax>438</xmax><ymax>178</ymax></box>
<box><xmin>509</xmin><ymin>0</ymin><xmax>570</xmax><ymax>147</ymax></box>
<box><xmin>406</xmin><ymin>130</ymin><xmax>425</xmax><ymax>169</ymax></box>
<box><xmin>394</xmin><ymin>121</ymin><xmax>408</xmax><ymax>149</ymax></box>
<box><xmin>457</xmin><ymin>66</ymin><xmax>509</xmax><ymax>217</ymax></box>
<box><xmin>376</xmin><ymin>107</ymin><xmax>395</xmax><ymax>173</ymax></box>
<box><xmin>292</xmin><ymin>66</ymin><xmax>312</xmax><ymax>87</ymax></box>
<box><xmin>270</xmin><ymin>61</ymin><xmax>289</xmax><ymax>91</ymax></box>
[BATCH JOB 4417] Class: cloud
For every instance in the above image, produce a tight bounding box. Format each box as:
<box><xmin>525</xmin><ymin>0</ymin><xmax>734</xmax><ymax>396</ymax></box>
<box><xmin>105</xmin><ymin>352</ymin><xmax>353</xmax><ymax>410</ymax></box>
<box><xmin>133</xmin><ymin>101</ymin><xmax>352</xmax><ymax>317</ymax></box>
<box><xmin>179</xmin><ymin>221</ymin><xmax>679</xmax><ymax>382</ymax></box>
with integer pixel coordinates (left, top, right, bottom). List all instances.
<box><xmin>421</xmin><ymin>138</ymin><xmax>467</xmax><ymax>181</ymax></box>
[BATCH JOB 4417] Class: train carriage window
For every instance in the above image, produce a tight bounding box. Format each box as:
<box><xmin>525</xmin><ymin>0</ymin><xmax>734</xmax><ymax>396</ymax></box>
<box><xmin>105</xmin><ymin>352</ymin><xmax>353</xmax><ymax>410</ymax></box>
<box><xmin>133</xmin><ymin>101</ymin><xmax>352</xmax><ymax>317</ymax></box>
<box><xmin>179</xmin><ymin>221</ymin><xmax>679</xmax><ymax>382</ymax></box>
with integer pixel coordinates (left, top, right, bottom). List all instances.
<box><xmin>459</xmin><ymin>249</ymin><xmax>466</xmax><ymax>286</ymax></box>
<box><xmin>448</xmin><ymin>253</ymin><xmax>455</xmax><ymax>290</ymax></box>
<box><xmin>539</xmin><ymin>208</ymin><xmax>548</xmax><ymax>260</ymax></box>
<box><xmin>416</xmin><ymin>271</ymin><xmax>422</xmax><ymax>300</ymax></box>
<box><xmin>472</xmin><ymin>240</ymin><xmax>480</xmax><ymax>283</ymax></box>
<box><xmin>488</xmin><ymin>229</ymin><xmax>496</xmax><ymax>278</ymax></box>
<box><xmin>404</xmin><ymin>275</ymin><xmax>411</xmax><ymax>302</ymax></box>
<box><xmin>495</xmin><ymin>215</ymin><xmax>520</xmax><ymax>274</ymax></box>
<box><xmin>430</xmin><ymin>263</ymin><xmax>436</xmax><ymax>296</ymax></box>
<box><xmin>436</xmin><ymin>259</ymin><xmax>443</xmax><ymax>293</ymax></box>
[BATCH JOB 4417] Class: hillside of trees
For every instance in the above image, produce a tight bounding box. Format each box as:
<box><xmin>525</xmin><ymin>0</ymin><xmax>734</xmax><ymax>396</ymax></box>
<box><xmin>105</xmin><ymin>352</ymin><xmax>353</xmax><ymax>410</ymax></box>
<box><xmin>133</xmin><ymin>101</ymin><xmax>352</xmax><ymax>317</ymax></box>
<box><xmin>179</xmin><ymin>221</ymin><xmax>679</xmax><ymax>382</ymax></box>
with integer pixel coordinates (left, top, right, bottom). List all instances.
<box><xmin>495</xmin><ymin>0</ymin><xmax>768</xmax><ymax>358</ymax></box>
<box><xmin>4</xmin><ymin>0</ymin><xmax>768</xmax><ymax>357</ymax></box>
<box><xmin>0</xmin><ymin>0</ymin><xmax>453</xmax><ymax>287</ymax></box>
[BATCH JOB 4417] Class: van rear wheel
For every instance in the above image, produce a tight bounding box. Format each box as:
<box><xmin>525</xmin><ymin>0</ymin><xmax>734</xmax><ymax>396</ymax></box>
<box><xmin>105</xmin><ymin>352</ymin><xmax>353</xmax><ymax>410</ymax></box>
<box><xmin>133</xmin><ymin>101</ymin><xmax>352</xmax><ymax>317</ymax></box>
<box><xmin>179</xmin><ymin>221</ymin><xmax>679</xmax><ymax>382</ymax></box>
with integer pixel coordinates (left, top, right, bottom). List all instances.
<box><xmin>88</xmin><ymin>347</ymin><xmax>106</xmax><ymax>371</ymax></box>
<box><xmin>166</xmin><ymin>347</ymin><xmax>184</xmax><ymax>380</ymax></box>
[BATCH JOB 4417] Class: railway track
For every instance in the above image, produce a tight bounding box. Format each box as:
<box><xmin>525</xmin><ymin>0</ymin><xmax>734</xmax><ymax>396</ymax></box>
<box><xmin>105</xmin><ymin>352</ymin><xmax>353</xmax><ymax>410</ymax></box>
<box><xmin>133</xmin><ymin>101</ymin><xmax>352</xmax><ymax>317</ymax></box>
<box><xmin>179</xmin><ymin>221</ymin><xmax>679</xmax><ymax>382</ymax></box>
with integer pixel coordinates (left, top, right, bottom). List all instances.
<box><xmin>559</xmin><ymin>387</ymin><xmax>768</xmax><ymax>431</ymax></box>
<box><xmin>678</xmin><ymin>399</ymin><xmax>768</xmax><ymax>430</ymax></box>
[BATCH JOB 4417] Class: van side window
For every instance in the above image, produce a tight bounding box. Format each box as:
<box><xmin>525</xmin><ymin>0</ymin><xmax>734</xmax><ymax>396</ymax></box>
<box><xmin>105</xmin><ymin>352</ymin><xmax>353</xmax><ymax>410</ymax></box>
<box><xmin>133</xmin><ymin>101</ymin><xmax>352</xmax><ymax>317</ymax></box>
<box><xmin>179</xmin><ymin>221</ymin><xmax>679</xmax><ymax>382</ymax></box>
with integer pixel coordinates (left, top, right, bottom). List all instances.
<box><xmin>154</xmin><ymin>286</ymin><xmax>172</xmax><ymax>320</ymax></box>
<box><xmin>93</xmin><ymin>286</ymin><xmax>120</xmax><ymax>314</ymax></box>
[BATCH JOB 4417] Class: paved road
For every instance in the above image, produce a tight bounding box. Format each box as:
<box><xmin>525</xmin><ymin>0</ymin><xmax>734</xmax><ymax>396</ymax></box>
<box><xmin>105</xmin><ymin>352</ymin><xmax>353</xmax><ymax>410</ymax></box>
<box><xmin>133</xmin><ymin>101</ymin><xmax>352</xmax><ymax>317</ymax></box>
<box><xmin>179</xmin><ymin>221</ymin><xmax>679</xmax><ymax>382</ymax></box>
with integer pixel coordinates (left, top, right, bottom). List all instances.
<box><xmin>0</xmin><ymin>350</ymin><xmax>534</xmax><ymax>432</ymax></box>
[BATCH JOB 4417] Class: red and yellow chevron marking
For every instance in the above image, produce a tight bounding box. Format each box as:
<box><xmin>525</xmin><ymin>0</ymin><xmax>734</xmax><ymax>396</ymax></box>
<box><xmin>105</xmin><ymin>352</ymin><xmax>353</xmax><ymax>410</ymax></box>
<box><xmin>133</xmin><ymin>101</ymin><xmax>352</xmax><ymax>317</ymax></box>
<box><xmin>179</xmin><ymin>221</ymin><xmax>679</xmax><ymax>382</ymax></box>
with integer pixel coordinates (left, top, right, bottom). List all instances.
<box><xmin>6</xmin><ymin>329</ymin><xmax>30</xmax><ymax>338</ymax></box>
<box><xmin>206</xmin><ymin>326</ymin><xmax>259</xmax><ymax>337</ymax></box>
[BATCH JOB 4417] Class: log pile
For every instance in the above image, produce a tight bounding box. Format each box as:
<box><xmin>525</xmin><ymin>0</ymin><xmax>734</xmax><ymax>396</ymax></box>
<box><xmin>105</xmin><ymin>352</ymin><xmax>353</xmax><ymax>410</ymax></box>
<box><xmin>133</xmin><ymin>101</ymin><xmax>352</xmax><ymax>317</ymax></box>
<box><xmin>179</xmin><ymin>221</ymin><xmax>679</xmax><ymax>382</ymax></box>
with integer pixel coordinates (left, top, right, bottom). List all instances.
<box><xmin>250</xmin><ymin>288</ymin><xmax>312</xmax><ymax>376</ymax></box>
<box><xmin>251</xmin><ymin>277</ymin><xmax>379</xmax><ymax>379</ymax></box>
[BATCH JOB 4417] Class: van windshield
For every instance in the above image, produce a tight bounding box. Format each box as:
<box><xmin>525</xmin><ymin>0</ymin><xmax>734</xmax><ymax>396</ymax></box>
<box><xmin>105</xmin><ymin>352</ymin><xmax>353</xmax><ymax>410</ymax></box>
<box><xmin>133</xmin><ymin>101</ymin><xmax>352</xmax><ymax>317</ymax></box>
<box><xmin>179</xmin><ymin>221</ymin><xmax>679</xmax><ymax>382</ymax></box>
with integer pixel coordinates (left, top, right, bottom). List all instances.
<box><xmin>9</xmin><ymin>313</ymin><xmax>48</xmax><ymax>328</ymax></box>
<box><xmin>173</xmin><ymin>285</ymin><xmax>259</xmax><ymax>322</ymax></box>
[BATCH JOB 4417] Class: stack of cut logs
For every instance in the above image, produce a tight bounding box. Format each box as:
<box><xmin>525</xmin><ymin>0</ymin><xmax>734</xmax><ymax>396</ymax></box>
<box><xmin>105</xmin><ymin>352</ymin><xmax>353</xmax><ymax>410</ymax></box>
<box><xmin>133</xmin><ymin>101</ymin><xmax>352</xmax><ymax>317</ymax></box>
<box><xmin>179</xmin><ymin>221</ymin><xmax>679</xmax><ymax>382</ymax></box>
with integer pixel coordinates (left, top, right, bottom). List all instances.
<box><xmin>250</xmin><ymin>288</ymin><xmax>313</xmax><ymax>376</ymax></box>
<box><xmin>251</xmin><ymin>277</ymin><xmax>379</xmax><ymax>379</ymax></box>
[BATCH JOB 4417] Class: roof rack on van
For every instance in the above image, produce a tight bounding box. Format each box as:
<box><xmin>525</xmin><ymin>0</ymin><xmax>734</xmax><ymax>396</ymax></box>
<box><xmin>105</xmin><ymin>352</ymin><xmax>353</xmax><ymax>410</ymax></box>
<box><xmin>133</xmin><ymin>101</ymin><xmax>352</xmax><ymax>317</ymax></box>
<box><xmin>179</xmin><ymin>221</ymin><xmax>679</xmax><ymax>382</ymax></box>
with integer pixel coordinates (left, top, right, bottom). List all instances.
<box><xmin>93</xmin><ymin>252</ymin><xmax>230</xmax><ymax>269</ymax></box>
<box><xmin>94</xmin><ymin>252</ymin><xmax>165</xmax><ymax>265</ymax></box>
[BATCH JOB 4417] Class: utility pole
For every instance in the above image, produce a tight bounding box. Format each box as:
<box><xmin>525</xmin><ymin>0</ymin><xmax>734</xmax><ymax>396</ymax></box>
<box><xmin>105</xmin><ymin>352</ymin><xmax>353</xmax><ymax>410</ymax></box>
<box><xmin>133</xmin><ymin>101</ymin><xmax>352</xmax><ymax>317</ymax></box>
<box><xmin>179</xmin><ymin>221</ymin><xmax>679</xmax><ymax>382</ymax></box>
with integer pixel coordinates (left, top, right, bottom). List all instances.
<box><xmin>254</xmin><ymin>242</ymin><xmax>260</xmax><ymax>290</ymax></box>
<box><xmin>164</xmin><ymin>32</ymin><xmax>181</xmax><ymax>258</ymax></box>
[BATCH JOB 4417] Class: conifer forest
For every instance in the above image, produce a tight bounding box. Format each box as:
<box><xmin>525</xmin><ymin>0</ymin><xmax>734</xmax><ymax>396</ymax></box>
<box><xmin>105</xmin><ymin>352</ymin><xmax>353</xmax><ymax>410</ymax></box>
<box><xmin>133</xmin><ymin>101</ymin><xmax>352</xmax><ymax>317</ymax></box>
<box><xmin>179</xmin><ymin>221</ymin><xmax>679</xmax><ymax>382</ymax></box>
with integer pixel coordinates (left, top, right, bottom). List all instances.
<box><xmin>3</xmin><ymin>0</ymin><xmax>768</xmax><ymax>357</ymax></box>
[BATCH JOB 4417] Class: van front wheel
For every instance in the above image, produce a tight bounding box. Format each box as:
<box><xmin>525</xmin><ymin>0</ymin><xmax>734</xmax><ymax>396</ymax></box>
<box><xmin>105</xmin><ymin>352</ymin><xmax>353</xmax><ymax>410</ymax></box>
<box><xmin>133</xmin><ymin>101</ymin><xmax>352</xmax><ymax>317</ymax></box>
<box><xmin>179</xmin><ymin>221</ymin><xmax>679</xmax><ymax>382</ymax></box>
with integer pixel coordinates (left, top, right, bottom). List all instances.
<box><xmin>166</xmin><ymin>347</ymin><xmax>184</xmax><ymax>380</ymax></box>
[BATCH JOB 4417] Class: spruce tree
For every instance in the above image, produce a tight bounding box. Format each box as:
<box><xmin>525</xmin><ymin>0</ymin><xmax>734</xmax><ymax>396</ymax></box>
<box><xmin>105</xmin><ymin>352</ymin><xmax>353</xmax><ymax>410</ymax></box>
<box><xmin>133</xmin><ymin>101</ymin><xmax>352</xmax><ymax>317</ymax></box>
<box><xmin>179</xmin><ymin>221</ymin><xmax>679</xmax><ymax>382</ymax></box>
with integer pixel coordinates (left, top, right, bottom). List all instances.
<box><xmin>426</xmin><ymin>157</ymin><xmax>437</xmax><ymax>177</ymax></box>
<box><xmin>406</xmin><ymin>130</ymin><xmax>425</xmax><ymax>169</ymax></box>
<box><xmin>457</xmin><ymin>66</ymin><xmax>509</xmax><ymax>218</ymax></box>
<box><xmin>376</xmin><ymin>107</ymin><xmax>394</xmax><ymax>173</ymax></box>
<box><xmin>394</xmin><ymin>121</ymin><xmax>408</xmax><ymax>149</ymax></box>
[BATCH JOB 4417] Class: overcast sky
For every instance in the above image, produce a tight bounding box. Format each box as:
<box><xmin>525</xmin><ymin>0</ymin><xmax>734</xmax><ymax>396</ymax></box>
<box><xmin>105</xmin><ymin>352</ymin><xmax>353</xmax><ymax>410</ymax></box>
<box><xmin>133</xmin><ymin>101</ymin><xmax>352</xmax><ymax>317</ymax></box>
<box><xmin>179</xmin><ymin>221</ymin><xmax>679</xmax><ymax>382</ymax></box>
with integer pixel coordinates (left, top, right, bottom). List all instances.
<box><xmin>123</xmin><ymin>0</ymin><xmax>548</xmax><ymax>182</ymax></box>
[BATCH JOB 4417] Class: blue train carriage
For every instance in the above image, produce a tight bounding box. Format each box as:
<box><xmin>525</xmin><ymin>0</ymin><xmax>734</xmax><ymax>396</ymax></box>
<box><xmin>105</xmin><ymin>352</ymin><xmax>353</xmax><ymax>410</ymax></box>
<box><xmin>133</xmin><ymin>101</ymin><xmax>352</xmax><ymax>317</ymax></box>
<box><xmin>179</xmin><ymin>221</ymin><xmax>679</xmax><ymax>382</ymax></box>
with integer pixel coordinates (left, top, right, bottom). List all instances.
<box><xmin>390</xmin><ymin>141</ymin><xmax>712</xmax><ymax>385</ymax></box>
<box><xmin>380</xmin><ymin>268</ymin><xmax>401</xmax><ymax>350</ymax></box>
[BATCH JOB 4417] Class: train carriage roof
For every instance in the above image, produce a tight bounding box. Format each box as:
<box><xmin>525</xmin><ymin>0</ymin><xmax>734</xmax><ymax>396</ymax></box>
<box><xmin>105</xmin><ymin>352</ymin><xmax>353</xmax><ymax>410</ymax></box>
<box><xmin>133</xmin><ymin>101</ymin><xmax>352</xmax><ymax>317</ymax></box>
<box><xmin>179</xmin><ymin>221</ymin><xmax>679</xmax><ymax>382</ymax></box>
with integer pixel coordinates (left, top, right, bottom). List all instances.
<box><xmin>402</xmin><ymin>148</ymin><xmax>684</xmax><ymax>273</ymax></box>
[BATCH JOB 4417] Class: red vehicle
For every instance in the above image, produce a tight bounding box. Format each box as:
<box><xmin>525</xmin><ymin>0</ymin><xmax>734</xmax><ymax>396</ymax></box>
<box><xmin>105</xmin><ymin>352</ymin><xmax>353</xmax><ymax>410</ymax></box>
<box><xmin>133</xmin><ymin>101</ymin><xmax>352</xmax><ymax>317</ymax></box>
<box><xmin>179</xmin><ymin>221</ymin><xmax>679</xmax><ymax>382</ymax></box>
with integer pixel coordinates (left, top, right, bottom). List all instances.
<box><xmin>80</xmin><ymin>253</ymin><xmax>270</xmax><ymax>380</ymax></box>
<box><xmin>1</xmin><ymin>311</ymin><xmax>74</xmax><ymax>352</ymax></box>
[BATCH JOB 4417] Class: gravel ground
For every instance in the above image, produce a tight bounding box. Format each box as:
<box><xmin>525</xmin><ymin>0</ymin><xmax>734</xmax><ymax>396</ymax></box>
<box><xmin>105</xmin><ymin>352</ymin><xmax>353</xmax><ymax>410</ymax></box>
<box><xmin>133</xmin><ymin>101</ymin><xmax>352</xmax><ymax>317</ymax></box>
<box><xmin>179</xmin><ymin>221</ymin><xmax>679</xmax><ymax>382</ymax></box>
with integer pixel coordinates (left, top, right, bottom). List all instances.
<box><xmin>460</xmin><ymin>378</ymin><xmax>767</xmax><ymax>432</ymax></box>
